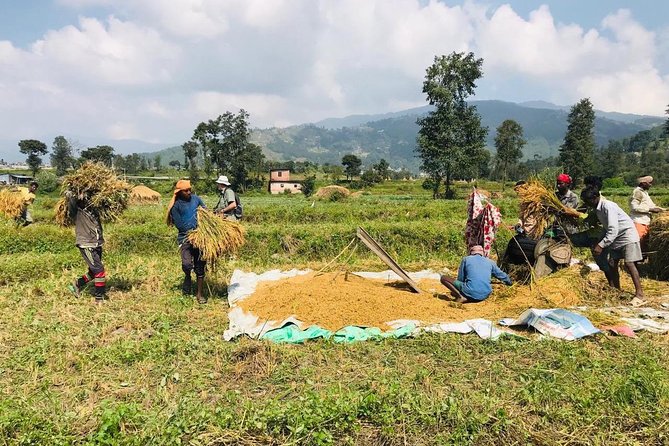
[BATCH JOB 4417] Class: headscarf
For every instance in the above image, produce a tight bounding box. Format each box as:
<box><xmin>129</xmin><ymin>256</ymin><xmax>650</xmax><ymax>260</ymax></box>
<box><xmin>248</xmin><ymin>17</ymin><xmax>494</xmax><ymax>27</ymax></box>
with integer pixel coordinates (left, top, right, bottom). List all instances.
<box><xmin>166</xmin><ymin>179</ymin><xmax>192</xmax><ymax>225</ymax></box>
<box><xmin>637</xmin><ymin>175</ymin><xmax>653</xmax><ymax>184</ymax></box>
<box><xmin>556</xmin><ymin>173</ymin><xmax>572</xmax><ymax>184</ymax></box>
<box><xmin>469</xmin><ymin>245</ymin><xmax>484</xmax><ymax>256</ymax></box>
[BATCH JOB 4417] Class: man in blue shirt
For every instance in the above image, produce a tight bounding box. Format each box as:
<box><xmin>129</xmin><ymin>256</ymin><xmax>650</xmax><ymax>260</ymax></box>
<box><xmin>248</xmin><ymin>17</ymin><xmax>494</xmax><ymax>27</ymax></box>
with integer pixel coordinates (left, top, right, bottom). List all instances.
<box><xmin>167</xmin><ymin>179</ymin><xmax>207</xmax><ymax>303</ymax></box>
<box><xmin>441</xmin><ymin>245</ymin><xmax>513</xmax><ymax>303</ymax></box>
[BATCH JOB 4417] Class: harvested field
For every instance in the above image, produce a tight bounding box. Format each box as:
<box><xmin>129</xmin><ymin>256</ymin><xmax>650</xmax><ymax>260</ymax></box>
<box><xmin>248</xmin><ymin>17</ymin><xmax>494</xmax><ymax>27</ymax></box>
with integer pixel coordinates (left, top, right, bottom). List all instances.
<box><xmin>239</xmin><ymin>267</ymin><xmax>584</xmax><ymax>331</ymax></box>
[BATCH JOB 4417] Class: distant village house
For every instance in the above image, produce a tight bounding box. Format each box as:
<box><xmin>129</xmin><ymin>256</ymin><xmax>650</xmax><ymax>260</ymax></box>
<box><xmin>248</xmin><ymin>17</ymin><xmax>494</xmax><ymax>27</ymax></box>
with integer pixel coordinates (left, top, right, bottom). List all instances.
<box><xmin>268</xmin><ymin>169</ymin><xmax>303</xmax><ymax>194</ymax></box>
<box><xmin>0</xmin><ymin>173</ymin><xmax>33</xmax><ymax>185</ymax></box>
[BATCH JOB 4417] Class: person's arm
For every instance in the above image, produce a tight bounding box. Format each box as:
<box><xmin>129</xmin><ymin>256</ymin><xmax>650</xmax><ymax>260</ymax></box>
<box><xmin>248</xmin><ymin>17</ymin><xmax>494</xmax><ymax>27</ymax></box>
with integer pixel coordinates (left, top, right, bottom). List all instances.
<box><xmin>491</xmin><ymin>261</ymin><xmax>513</xmax><ymax>285</ymax></box>
<box><xmin>566</xmin><ymin>194</ymin><xmax>579</xmax><ymax>209</ymax></box>
<box><xmin>197</xmin><ymin>196</ymin><xmax>207</xmax><ymax>209</ymax></box>
<box><xmin>597</xmin><ymin>204</ymin><xmax>618</xmax><ymax>249</ymax></box>
<box><xmin>170</xmin><ymin>204</ymin><xmax>185</xmax><ymax>231</ymax></box>
<box><xmin>457</xmin><ymin>259</ymin><xmax>465</xmax><ymax>282</ymax></box>
<box><xmin>630</xmin><ymin>189</ymin><xmax>650</xmax><ymax>214</ymax></box>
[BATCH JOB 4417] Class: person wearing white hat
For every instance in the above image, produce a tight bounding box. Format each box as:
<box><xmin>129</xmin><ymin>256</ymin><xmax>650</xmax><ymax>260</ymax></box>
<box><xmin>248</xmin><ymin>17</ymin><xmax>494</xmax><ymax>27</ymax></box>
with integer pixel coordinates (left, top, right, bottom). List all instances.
<box><xmin>630</xmin><ymin>175</ymin><xmax>665</xmax><ymax>247</ymax></box>
<box><xmin>214</xmin><ymin>175</ymin><xmax>241</xmax><ymax>221</ymax></box>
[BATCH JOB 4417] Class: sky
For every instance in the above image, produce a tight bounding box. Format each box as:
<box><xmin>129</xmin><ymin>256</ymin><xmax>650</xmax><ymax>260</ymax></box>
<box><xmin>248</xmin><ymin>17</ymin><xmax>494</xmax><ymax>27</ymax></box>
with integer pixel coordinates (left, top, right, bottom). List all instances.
<box><xmin>1</xmin><ymin>0</ymin><xmax>668</xmax><ymax>150</ymax></box>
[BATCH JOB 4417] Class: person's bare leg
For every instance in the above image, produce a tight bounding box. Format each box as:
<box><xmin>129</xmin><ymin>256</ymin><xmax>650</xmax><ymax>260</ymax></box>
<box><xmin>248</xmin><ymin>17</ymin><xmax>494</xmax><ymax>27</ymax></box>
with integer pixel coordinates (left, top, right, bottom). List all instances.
<box><xmin>624</xmin><ymin>261</ymin><xmax>644</xmax><ymax>299</ymax></box>
<box><xmin>196</xmin><ymin>276</ymin><xmax>206</xmax><ymax>304</ymax></box>
<box><xmin>608</xmin><ymin>259</ymin><xmax>621</xmax><ymax>289</ymax></box>
<box><xmin>440</xmin><ymin>275</ymin><xmax>467</xmax><ymax>302</ymax></box>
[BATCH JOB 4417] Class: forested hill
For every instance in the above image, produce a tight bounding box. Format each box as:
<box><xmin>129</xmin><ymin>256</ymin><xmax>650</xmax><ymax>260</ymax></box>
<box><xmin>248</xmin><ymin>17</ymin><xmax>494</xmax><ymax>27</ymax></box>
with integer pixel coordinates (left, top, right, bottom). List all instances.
<box><xmin>145</xmin><ymin>100</ymin><xmax>663</xmax><ymax>171</ymax></box>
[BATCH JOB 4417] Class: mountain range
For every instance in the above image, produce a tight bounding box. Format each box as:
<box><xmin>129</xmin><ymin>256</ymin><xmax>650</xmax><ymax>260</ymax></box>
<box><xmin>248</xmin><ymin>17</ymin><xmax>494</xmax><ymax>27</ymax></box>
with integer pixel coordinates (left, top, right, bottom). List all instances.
<box><xmin>144</xmin><ymin>100</ymin><xmax>663</xmax><ymax>172</ymax></box>
<box><xmin>1</xmin><ymin>100</ymin><xmax>663</xmax><ymax>170</ymax></box>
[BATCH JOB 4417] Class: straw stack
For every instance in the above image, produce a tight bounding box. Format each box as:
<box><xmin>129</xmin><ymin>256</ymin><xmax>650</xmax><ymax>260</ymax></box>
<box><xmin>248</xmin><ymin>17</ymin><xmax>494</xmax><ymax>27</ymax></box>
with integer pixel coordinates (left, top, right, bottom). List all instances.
<box><xmin>54</xmin><ymin>162</ymin><xmax>131</xmax><ymax>226</ymax></box>
<box><xmin>516</xmin><ymin>179</ymin><xmax>581</xmax><ymax>239</ymax></box>
<box><xmin>0</xmin><ymin>188</ymin><xmax>25</xmax><ymax>219</ymax></box>
<box><xmin>187</xmin><ymin>207</ymin><xmax>246</xmax><ymax>263</ymax></box>
<box><xmin>648</xmin><ymin>214</ymin><xmax>669</xmax><ymax>280</ymax></box>
<box><xmin>314</xmin><ymin>185</ymin><xmax>350</xmax><ymax>201</ymax></box>
<box><xmin>130</xmin><ymin>185</ymin><xmax>161</xmax><ymax>204</ymax></box>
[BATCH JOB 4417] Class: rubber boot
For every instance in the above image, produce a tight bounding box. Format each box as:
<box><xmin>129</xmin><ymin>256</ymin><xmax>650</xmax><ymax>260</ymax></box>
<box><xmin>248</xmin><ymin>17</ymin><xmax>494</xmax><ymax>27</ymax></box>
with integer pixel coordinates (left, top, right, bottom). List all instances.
<box><xmin>182</xmin><ymin>274</ymin><xmax>192</xmax><ymax>295</ymax></box>
<box><xmin>196</xmin><ymin>276</ymin><xmax>207</xmax><ymax>304</ymax></box>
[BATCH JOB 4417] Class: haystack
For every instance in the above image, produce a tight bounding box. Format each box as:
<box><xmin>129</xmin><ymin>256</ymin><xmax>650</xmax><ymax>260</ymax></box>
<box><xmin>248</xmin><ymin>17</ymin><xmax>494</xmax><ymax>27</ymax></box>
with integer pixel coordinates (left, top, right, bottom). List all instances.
<box><xmin>516</xmin><ymin>179</ymin><xmax>581</xmax><ymax>239</ymax></box>
<box><xmin>130</xmin><ymin>185</ymin><xmax>161</xmax><ymax>204</ymax></box>
<box><xmin>55</xmin><ymin>162</ymin><xmax>132</xmax><ymax>226</ymax></box>
<box><xmin>648</xmin><ymin>214</ymin><xmax>669</xmax><ymax>280</ymax></box>
<box><xmin>315</xmin><ymin>185</ymin><xmax>351</xmax><ymax>201</ymax></box>
<box><xmin>187</xmin><ymin>207</ymin><xmax>246</xmax><ymax>263</ymax></box>
<box><xmin>0</xmin><ymin>189</ymin><xmax>25</xmax><ymax>219</ymax></box>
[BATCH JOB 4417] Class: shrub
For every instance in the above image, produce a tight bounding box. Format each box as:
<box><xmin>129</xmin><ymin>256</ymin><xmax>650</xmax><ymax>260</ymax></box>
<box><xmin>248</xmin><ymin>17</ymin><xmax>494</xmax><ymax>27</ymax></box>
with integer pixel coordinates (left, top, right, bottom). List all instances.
<box><xmin>603</xmin><ymin>177</ymin><xmax>626</xmax><ymax>189</ymax></box>
<box><xmin>35</xmin><ymin>171</ymin><xmax>59</xmax><ymax>193</ymax></box>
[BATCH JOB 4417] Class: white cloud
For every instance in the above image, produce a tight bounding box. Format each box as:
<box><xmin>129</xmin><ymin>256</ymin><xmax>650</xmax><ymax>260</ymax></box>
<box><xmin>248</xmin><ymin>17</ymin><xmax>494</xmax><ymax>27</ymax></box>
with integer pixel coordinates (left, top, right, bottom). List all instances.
<box><xmin>0</xmin><ymin>0</ymin><xmax>667</xmax><ymax>152</ymax></box>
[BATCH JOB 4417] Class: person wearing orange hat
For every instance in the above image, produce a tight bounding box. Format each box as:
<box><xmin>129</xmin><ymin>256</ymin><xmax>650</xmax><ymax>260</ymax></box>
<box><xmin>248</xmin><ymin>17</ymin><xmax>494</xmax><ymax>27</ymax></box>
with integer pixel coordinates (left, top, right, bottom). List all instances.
<box><xmin>167</xmin><ymin>180</ymin><xmax>208</xmax><ymax>303</ymax></box>
<box><xmin>630</xmin><ymin>175</ymin><xmax>665</xmax><ymax>249</ymax></box>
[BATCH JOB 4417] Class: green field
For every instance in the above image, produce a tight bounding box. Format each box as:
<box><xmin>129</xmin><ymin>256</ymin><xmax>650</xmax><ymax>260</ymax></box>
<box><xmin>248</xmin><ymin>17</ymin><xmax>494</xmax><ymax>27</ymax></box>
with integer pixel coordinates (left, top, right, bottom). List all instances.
<box><xmin>1</xmin><ymin>181</ymin><xmax>669</xmax><ymax>445</ymax></box>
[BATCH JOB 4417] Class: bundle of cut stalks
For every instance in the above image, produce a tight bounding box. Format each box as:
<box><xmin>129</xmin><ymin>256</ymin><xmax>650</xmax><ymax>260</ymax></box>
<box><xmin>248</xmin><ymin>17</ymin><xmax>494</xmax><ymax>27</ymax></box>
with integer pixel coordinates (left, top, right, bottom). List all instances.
<box><xmin>516</xmin><ymin>179</ymin><xmax>581</xmax><ymax>239</ymax></box>
<box><xmin>315</xmin><ymin>185</ymin><xmax>350</xmax><ymax>201</ymax></box>
<box><xmin>648</xmin><ymin>214</ymin><xmax>669</xmax><ymax>280</ymax></box>
<box><xmin>0</xmin><ymin>188</ymin><xmax>25</xmax><ymax>219</ymax></box>
<box><xmin>54</xmin><ymin>162</ymin><xmax>131</xmax><ymax>226</ymax></box>
<box><xmin>130</xmin><ymin>185</ymin><xmax>161</xmax><ymax>204</ymax></box>
<box><xmin>187</xmin><ymin>207</ymin><xmax>246</xmax><ymax>263</ymax></box>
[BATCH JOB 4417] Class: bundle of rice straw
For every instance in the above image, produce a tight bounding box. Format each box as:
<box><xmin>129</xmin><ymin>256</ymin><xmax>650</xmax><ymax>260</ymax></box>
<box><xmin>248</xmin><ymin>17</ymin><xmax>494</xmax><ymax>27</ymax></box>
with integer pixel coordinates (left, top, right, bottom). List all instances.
<box><xmin>187</xmin><ymin>207</ymin><xmax>246</xmax><ymax>263</ymax></box>
<box><xmin>54</xmin><ymin>162</ymin><xmax>131</xmax><ymax>226</ymax></box>
<box><xmin>130</xmin><ymin>185</ymin><xmax>161</xmax><ymax>204</ymax></box>
<box><xmin>516</xmin><ymin>179</ymin><xmax>581</xmax><ymax>239</ymax></box>
<box><xmin>648</xmin><ymin>214</ymin><xmax>669</xmax><ymax>280</ymax></box>
<box><xmin>314</xmin><ymin>185</ymin><xmax>351</xmax><ymax>201</ymax></box>
<box><xmin>0</xmin><ymin>188</ymin><xmax>25</xmax><ymax>219</ymax></box>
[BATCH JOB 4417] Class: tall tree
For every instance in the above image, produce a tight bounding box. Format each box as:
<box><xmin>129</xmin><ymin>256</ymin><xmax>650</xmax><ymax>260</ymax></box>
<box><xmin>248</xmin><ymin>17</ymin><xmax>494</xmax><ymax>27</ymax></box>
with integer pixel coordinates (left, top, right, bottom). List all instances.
<box><xmin>665</xmin><ymin>104</ymin><xmax>669</xmax><ymax>137</ymax></box>
<box><xmin>153</xmin><ymin>155</ymin><xmax>162</xmax><ymax>172</ymax></box>
<box><xmin>595</xmin><ymin>140</ymin><xmax>623</xmax><ymax>179</ymax></box>
<box><xmin>559</xmin><ymin>98</ymin><xmax>595</xmax><ymax>185</ymax></box>
<box><xmin>494</xmin><ymin>119</ymin><xmax>526</xmax><ymax>190</ymax></box>
<box><xmin>80</xmin><ymin>145</ymin><xmax>114</xmax><ymax>166</ymax></box>
<box><xmin>341</xmin><ymin>154</ymin><xmax>362</xmax><ymax>180</ymax></box>
<box><xmin>373</xmin><ymin>158</ymin><xmax>390</xmax><ymax>181</ymax></box>
<box><xmin>182</xmin><ymin>141</ymin><xmax>199</xmax><ymax>181</ymax></box>
<box><xmin>50</xmin><ymin>136</ymin><xmax>73</xmax><ymax>176</ymax></box>
<box><xmin>191</xmin><ymin>110</ymin><xmax>265</xmax><ymax>190</ymax></box>
<box><xmin>18</xmin><ymin>139</ymin><xmax>48</xmax><ymax>176</ymax></box>
<box><xmin>416</xmin><ymin>52</ymin><xmax>488</xmax><ymax>198</ymax></box>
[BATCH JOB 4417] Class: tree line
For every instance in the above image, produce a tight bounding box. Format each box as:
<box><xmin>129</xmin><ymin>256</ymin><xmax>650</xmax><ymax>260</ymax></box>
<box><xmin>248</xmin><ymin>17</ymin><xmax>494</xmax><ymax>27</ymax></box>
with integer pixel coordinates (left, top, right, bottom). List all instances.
<box><xmin>415</xmin><ymin>51</ymin><xmax>669</xmax><ymax>197</ymax></box>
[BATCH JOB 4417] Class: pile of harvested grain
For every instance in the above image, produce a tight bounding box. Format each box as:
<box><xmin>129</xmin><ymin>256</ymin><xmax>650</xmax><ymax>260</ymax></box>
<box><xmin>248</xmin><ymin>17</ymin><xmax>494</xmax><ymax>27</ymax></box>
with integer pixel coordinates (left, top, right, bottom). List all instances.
<box><xmin>516</xmin><ymin>179</ymin><xmax>581</xmax><ymax>239</ymax></box>
<box><xmin>648</xmin><ymin>214</ymin><xmax>669</xmax><ymax>280</ymax></box>
<box><xmin>315</xmin><ymin>185</ymin><xmax>350</xmax><ymax>201</ymax></box>
<box><xmin>130</xmin><ymin>185</ymin><xmax>161</xmax><ymax>204</ymax></box>
<box><xmin>187</xmin><ymin>207</ymin><xmax>245</xmax><ymax>263</ymax></box>
<box><xmin>54</xmin><ymin>162</ymin><xmax>132</xmax><ymax>226</ymax></box>
<box><xmin>239</xmin><ymin>267</ymin><xmax>583</xmax><ymax>331</ymax></box>
<box><xmin>0</xmin><ymin>188</ymin><xmax>25</xmax><ymax>219</ymax></box>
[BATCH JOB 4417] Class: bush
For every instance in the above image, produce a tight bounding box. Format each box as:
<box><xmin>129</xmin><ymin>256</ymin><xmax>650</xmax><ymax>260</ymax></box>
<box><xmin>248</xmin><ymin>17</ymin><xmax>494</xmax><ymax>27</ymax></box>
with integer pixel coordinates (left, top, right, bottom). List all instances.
<box><xmin>302</xmin><ymin>175</ymin><xmax>316</xmax><ymax>197</ymax></box>
<box><xmin>35</xmin><ymin>171</ymin><xmax>59</xmax><ymax>193</ymax></box>
<box><xmin>603</xmin><ymin>177</ymin><xmax>626</xmax><ymax>189</ymax></box>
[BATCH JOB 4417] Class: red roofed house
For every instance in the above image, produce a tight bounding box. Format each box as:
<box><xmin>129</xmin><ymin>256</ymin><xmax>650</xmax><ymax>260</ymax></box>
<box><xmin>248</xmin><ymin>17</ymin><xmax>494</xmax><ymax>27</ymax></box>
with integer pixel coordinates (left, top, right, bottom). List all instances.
<box><xmin>268</xmin><ymin>169</ymin><xmax>303</xmax><ymax>194</ymax></box>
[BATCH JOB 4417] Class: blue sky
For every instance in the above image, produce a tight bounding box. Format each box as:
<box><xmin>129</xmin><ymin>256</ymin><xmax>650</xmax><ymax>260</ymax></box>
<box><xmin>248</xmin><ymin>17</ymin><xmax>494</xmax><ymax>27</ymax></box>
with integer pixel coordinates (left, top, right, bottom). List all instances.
<box><xmin>0</xmin><ymin>0</ymin><xmax>667</xmax><ymax>151</ymax></box>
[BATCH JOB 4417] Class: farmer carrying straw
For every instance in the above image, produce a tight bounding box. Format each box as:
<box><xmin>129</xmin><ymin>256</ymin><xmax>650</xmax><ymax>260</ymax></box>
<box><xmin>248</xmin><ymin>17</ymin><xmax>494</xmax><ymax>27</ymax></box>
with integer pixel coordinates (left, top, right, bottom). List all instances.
<box><xmin>67</xmin><ymin>190</ymin><xmax>107</xmax><ymax>303</ymax></box>
<box><xmin>167</xmin><ymin>180</ymin><xmax>208</xmax><ymax>304</ymax></box>
<box><xmin>17</xmin><ymin>181</ymin><xmax>39</xmax><ymax>226</ymax></box>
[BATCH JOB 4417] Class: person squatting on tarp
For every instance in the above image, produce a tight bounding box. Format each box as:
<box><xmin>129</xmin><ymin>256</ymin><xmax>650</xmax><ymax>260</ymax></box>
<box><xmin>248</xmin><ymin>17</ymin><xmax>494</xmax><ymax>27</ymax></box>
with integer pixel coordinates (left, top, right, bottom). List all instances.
<box><xmin>503</xmin><ymin>181</ymin><xmax>539</xmax><ymax>265</ymax></box>
<box><xmin>580</xmin><ymin>186</ymin><xmax>645</xmax><ymax>304</ymax></box>
<box><xmin>629</xmin><ymin>175</ymin><xmax>665</xmax><ymax>250</ymax></box>
<box><xmin>440</xmin><ymin>245</ymin><xmax>513</xmax><ymax>303</ymax></box>
<box><xmin>66</xmin><ymin>190</ymin><xmax>106</xmax><ymax>303</ymax></box>
<box><xmin>464</xmin><ymin>188</ymin><xmax>502</xmax><ymax>257</ymax></box>
<box><xmin>167</xmin><ymin>180</ymin><xmax>208</xmax><ymax>304</ymax></box>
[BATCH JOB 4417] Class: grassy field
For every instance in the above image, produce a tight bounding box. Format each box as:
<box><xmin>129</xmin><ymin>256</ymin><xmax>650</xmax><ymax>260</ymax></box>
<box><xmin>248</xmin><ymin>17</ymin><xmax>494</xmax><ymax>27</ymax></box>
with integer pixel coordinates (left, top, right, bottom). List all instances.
<box><xmin>1</xmin><ymin>180</ymin><xmax>669</xmax><ymax>445</ymax></box>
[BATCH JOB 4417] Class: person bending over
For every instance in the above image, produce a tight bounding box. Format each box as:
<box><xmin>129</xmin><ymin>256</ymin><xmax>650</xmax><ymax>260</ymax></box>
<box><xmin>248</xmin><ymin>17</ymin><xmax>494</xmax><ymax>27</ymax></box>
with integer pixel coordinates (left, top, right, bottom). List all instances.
<box><xmin>441</xmin><ymin>245</ymin><xmax>513</xmax><ymax>303</ymax></box>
